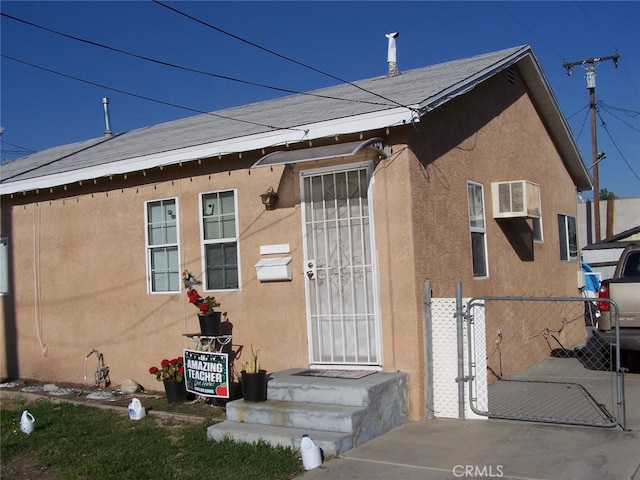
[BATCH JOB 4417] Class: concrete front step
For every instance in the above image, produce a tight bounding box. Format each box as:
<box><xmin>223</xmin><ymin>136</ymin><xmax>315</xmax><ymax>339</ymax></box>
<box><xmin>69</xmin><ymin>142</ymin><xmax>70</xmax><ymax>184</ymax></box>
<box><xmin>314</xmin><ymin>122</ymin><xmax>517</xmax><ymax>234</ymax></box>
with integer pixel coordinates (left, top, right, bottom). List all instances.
<box><xmin>267</xmin><ymin>368</ymin><xmax>407</xmax><ymax>407</ymax></box>
<box><xmin>207</xmin><ymin>368</ymin><xmax>409</xmax><ymax>458</ymax></box>
<box><xmin>206</xmin><ymin>421</ymin><xmax>354</xmax><ymax>457</ymax></box>
<box><xmin>226</xmin><ymin>399</ymin><xmax>366</xmax><ymax>433</ymax></box>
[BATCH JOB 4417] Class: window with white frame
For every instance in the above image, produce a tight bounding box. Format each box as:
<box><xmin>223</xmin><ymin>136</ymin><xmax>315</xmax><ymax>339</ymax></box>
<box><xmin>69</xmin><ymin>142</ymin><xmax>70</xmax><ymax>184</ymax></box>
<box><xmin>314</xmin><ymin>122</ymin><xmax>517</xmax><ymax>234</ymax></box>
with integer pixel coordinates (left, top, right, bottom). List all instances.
<box><xmin>0</xmin><ymin>237</ymin><xmax>8</xmax><ymax>295</ymax></box>
<box><xmin>467</xmin><ymin>181</ymin><xmax>489</xmax><ymax>278</ymax></box>
<box><xmin>532</xmin><ymin>217</ymin><xmax>543</xmax><ymax>243</ymax></box>
<box><xmin>201</xmin><ymin>190</ymin><xmax>239</xmax><ymax>290</ymax></box>
<box><xmin>145</xmin><ymin>198</ymin><xmax>180</xmax><ymax>293</ymax></box>
<box><xmin>557</xmin><ymin>213</ymin><xmax>578</xmax><ymax>262</ymax></box>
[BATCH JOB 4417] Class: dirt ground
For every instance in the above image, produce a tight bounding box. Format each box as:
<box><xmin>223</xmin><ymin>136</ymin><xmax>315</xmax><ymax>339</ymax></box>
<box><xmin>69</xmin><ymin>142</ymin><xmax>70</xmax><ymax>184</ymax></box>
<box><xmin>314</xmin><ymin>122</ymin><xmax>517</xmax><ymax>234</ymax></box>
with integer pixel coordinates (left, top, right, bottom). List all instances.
<box><xmin>0</xmin><ymin>378</ymin><xmax>233</xmax><ymax>479</ymax></box>
<box><xmin>0</xmin><ymin>378</ymin><xmax>236</xmax><ymax>417</ymax></box>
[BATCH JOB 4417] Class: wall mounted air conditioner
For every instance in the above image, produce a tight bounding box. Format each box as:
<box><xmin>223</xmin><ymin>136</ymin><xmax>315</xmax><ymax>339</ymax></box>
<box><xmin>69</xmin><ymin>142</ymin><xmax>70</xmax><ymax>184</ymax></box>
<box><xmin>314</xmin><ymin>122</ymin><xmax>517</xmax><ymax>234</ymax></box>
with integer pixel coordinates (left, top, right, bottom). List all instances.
<box><xmin>491</xmin><ymin>180</ymin><xmax>541</xmax><ymax>219</ymax></box>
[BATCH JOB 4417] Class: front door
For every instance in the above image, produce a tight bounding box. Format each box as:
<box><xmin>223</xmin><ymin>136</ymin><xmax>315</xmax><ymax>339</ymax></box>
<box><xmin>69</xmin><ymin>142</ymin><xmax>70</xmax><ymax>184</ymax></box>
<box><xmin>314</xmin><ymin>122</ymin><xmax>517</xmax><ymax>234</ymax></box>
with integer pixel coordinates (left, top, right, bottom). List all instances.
<box><xmin>301</xmin><ymin>163</ymin><xmax>380</xmax><ymax>366</ymax></box>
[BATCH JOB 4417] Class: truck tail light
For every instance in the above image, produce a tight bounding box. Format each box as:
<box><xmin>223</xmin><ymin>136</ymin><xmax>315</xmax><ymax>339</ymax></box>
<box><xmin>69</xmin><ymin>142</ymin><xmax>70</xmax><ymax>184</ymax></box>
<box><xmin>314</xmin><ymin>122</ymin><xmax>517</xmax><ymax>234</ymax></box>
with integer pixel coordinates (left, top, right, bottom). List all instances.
<box><xmin>598</xmin><ymin>283</ymin><xmax>610</xmax><ymax>311</ymax></box>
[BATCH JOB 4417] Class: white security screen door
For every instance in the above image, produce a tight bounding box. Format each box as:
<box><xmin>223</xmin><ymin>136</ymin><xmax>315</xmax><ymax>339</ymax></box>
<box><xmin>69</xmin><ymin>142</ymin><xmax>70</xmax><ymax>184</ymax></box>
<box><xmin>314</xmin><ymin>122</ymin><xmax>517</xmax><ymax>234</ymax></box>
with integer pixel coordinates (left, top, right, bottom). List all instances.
<box><xmin>301</xmin><ymin>164</ymin><xmax>380</xmax><ymax>365</ymax></box>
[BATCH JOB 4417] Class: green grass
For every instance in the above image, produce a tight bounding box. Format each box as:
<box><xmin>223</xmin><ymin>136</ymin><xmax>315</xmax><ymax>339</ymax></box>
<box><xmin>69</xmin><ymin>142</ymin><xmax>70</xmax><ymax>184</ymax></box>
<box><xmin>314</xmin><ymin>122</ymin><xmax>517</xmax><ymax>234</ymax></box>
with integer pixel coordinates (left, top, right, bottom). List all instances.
<box><xmin>1</xmin><ymin>398</ymin><xmax>304</xmax><ymax>480</ymax></box>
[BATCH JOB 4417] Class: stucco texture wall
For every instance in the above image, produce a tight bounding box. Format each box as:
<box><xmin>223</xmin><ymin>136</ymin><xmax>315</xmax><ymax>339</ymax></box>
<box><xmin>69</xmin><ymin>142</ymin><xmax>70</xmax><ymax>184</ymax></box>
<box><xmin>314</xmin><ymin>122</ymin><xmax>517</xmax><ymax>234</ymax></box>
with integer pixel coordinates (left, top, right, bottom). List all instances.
<box><xmin>371</xmin><ymin>67</ymin><xmax>585</xmax><ymax>419</ymax></box>
<box><xmin>1</xmin><ymin>157</ymin><xmax>310</xmax><ymax>388</ymax></box>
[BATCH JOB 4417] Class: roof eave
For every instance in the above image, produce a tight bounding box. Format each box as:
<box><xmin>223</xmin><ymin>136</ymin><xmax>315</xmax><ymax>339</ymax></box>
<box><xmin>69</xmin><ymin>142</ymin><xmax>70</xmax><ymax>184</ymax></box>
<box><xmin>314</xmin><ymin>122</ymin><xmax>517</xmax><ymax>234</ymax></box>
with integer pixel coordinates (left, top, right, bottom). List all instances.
<box><xmin>517</xmin><ymin>51</ymin><xmax>592</xmax><ymax>192</ymax></box>
<box><xmin>416</xmin><ymin>45</ymin><xmax>592</xmax><ymax>193</ymax></box>
<box><xmin>0</xmin><ymin>106</ymin><xmax>415</xmax><ymax>196</ymax></box>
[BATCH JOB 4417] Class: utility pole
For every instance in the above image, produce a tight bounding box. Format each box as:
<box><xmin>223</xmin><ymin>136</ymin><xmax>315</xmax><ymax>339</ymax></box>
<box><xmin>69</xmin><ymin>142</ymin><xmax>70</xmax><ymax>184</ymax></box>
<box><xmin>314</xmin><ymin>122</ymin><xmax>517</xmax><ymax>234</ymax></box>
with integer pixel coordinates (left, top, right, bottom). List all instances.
<box><xmin>563</xmin><ymin>51</ymin><xmax>619</xmax><ymax>243</ymax></box>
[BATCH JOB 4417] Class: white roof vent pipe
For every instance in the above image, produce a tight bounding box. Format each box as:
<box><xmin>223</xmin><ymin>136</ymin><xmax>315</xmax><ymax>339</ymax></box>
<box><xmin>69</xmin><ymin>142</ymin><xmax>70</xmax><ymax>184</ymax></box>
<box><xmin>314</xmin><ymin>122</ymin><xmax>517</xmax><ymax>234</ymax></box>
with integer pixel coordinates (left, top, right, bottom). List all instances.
<box><xmin>386</xmin><ymin>32</ymin><xmax>399</xmax><ymax>77</ymax></box>
<box><xmin>101</xmin><ymin>97</ymin><xmax>113</xmax><ymax>137</ymax></box>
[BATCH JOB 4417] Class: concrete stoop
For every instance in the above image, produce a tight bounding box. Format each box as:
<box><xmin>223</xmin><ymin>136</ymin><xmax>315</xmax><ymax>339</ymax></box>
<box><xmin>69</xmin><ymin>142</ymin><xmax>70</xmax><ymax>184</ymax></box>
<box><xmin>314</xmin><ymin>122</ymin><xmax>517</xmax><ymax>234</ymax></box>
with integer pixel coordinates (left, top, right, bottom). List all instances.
<box><xmin>206</xmin><ymin>368</ymin><xmax>408</xmax><ymax>457</ymax></box>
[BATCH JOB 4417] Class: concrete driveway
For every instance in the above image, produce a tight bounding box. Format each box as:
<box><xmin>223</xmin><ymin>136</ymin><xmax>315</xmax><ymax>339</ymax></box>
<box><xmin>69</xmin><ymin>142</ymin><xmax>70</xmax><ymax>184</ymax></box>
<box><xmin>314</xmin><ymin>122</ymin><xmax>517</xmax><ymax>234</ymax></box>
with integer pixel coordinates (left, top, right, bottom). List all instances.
<box><xmin>299</xmin><ymin>372</ymin><xmax>640</xmax><ymax>480</ymax></box>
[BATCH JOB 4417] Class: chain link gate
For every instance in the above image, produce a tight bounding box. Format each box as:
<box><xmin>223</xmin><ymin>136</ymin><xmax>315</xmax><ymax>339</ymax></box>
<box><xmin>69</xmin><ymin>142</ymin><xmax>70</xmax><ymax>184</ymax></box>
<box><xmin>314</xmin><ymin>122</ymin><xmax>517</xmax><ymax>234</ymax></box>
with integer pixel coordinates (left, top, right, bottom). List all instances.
<box><xmin>464</xmin><ymin>296</ymin><xmax>626</xmax><ymax>429</ymax></box>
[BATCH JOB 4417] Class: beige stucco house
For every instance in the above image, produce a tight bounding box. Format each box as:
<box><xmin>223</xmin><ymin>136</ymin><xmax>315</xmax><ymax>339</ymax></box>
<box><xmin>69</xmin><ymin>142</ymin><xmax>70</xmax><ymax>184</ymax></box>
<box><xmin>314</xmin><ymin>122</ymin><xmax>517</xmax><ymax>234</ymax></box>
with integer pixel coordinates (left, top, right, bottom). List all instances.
<box><xmin>0</xmin><ymin>45</ymin><xmax>591</xmax><ymax>420</ymax></box>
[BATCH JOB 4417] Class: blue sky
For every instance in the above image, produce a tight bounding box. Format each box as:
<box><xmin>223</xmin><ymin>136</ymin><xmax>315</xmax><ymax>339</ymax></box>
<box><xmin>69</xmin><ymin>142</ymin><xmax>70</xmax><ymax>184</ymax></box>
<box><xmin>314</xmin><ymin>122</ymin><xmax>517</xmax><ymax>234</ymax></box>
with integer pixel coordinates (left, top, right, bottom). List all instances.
<box><xmin>1</xmin><ymin>1</ymin><xmax>639</xmax><ymax>199</ymax></box>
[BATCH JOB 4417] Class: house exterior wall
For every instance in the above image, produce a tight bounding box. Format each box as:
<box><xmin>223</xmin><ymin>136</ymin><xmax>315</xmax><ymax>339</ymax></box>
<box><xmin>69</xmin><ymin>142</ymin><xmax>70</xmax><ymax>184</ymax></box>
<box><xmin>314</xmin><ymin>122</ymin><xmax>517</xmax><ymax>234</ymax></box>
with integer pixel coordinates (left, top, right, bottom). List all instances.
<box><xmin>408</xmin><ymin>68</ymin><xmax>581</xmax><ymax>299</ymax></box>
<box><xmin>0</xmin><ymin>159</ymin><xmax>311</xmax><ymax>391</ymax></box>
<box><xmin>368</xmin><ymin>68</ymin><xmax>584</xmax><ymax>417</ymax></box>
<box><xmin>1</xmin><ymin>68</ymin><xmax>584</xmax><ymax>422</ymax></box>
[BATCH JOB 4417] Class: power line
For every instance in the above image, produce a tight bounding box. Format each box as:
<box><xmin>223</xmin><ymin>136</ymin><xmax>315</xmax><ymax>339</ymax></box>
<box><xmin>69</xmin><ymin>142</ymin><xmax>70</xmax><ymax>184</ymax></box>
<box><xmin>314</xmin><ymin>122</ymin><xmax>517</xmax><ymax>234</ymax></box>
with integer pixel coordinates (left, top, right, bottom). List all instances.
<box><xmin>575</xmin><ymin>2</ymin><xmax>639</xmax><ymax>101</ymax></box>
<box><xmin>1</xmin><ymin>54</ymin><xmax>307</xmax><ymax>134</ymax></box>
<box><xmin>597</xmin><ymin>109</ymin><xmax>640</xmax><ymax>183</ymax></box>
<box><xmin>569</xmin><ymin>105</ymin><xmax>590</xmax><ymax>143</ymax></box>
<box><xmin>151</xmin><ymin>0</ymin><xmax>416</xmax><ymax>113</ymax></box>
<box><xmin>0</xmin><ymin>139</ymin><xmax>36</xmax><ymax>154</ymax></box>
<box><xmin>0</xmin><ymin>12</ymin><xmax>393</xmax><ymax>109</ymax></box>
<box><xmin>575</xmin><ymin>3</ymin><xmax>618</xmax><ymax>52</ymax></box>
<box><xmin>599</xmin><ymin>102</ymin><xmax>640</xmax><ymax>119</ymax></box>
<box><xmin>493</xmin><ymin>2</ymin><xmax>565</xmax><ymax>59</ymax></box>
<box><xmin>599</xmin><ymin>104</ymin><xmax>640</xmax><ymax>134</ymax></box>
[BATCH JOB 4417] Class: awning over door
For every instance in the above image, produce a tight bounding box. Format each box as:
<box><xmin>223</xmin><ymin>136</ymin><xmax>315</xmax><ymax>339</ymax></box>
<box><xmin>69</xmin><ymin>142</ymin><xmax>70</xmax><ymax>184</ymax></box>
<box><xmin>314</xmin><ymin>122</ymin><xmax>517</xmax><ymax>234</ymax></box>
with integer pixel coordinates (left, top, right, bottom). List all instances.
<box><xmin>251</xmin><ymin>138</ymin><xmax>386</xmax><ymax>168</ymax></box>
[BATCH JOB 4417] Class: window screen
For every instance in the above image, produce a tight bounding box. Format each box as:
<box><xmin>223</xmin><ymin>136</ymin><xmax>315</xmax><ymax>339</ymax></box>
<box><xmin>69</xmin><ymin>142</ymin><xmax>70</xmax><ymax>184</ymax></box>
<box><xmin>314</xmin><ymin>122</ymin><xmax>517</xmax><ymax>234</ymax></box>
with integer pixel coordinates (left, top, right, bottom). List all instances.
<box><xmin>557</xmin><ymin>214</ymin><xmax>577</xmax><ymax>262</ymax></box>
<box><xmin>146</xmin><ymin>199</ymin><xmax>180</xmax><ymax>292</ymax></box>
<box><xmin>467</xmin><ymin>182</ymin><xmax>488</xmax><ymax>278</ymax></box>
<box><xmin>201</xmin><ymin>191</ymin><xmax>239</xmax><ymax>289</ymax></box>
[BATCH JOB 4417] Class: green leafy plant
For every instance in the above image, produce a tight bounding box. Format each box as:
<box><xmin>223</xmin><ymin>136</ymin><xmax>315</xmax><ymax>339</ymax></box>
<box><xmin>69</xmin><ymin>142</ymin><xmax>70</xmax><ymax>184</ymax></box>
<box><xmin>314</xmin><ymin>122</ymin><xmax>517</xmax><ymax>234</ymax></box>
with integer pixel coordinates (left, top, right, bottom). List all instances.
<box><xmin>149</xmin><ymin>356</ymin><xmax>184</xmax><ymax>382</ymax></box>
<box><xmin>244</xmin><ymin>346</ymin><xmax>261</xmax><ymax>374</ymax></box>
<box><xmin>183</xmin><ymin>270</ymin><xmax>220</xmax><ymax>315</ymax></box>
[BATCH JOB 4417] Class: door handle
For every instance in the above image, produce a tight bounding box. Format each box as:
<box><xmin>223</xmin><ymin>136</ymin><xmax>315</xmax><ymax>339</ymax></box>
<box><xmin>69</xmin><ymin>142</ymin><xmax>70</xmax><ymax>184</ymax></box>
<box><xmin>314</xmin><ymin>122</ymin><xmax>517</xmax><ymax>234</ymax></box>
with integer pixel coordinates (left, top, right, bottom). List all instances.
<box><xmin>306</xmin><ymin>260</ymin><xmax>316</xmax><ymax>280</ymax></box>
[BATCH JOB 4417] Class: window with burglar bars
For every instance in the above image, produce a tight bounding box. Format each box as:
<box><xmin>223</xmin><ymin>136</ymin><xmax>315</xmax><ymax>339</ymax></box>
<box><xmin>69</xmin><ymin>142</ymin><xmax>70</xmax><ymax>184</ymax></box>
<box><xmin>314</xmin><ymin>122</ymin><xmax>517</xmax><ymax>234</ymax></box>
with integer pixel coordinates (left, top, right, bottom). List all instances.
<box><xmin>145</xmin><ymin>198</ymin><xmax>180</xmax><ymax>293</ymax></box>
<box><xmin>467</xmin><ymin>181</ymin><xmax>488</xmax><ymax>278</ymax></box>
<box><xmin>201</xmin><ymin>190</ymin><xmax>239</xmax><ymax>290</ymax></box>
<box><xmin>557</xmin><ymin>213</ymin><xmax>578</xmax><ymax>262</ymax></box>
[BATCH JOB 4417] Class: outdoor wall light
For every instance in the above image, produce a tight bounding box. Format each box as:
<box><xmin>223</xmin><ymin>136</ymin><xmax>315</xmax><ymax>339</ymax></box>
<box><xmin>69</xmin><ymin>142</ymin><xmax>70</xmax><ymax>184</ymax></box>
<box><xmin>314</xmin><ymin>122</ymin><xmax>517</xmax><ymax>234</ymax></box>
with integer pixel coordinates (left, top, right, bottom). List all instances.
<box><xmin>260</xmin><ymin>187</ymin><xmax>278</xmax><ymax>210</ymax></box>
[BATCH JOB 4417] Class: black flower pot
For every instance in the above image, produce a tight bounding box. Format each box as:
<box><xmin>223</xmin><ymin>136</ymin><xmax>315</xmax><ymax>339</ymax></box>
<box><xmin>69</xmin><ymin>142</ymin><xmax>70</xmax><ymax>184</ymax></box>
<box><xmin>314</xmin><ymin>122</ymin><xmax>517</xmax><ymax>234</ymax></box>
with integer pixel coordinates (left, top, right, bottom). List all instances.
<box><xmin>163</xmin><ymin>379</ymin><xmax>187</xmax><ymax>404</ymax></box>
<box><xmin>198</xmin><ymin>312</ymin><xmax>221</xmax><ymax>336</ymax></box>
<box><xmin>241</xmin><ymin>370</ymin><xmax>267</xmax><ymax>402</ymax></box>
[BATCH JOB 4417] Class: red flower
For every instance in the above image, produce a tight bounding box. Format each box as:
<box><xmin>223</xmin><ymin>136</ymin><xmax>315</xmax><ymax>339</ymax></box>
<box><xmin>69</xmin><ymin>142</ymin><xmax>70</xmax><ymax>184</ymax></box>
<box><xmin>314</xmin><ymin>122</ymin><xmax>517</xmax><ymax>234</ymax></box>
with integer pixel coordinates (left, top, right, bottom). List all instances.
<box><xmin>182</xmin><ymin>270</ymin><xmax>220</xmax><ymax>315</ymax></box>
<box><xmin>149</xmin><ymin>356</ymin><xmax>185</xmax><ymax>383</ymax></box>
<box><xmin>187</xmin><ymin>289</ymin><xmax>199</xmax><ymax>304</ymax></box>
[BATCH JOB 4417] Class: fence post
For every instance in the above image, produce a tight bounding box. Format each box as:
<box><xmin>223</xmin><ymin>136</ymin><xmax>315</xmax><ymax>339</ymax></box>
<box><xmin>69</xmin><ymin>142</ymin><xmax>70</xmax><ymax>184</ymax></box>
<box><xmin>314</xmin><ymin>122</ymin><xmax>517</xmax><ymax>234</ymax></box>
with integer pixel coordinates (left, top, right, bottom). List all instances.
<box><xmin>455</xmin><ymin>282</ymin><xmax>465</xmax><ymax>419</ymax></box>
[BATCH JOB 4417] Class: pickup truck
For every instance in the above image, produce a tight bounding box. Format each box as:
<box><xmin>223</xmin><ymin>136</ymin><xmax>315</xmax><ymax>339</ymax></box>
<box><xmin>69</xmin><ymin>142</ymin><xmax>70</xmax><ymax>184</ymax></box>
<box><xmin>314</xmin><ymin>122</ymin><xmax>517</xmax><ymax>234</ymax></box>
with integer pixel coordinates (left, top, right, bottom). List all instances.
<box><xmin>597</xmin><ymin>243</ymin><xmax>640</xmax><ymax>353</ymax></box>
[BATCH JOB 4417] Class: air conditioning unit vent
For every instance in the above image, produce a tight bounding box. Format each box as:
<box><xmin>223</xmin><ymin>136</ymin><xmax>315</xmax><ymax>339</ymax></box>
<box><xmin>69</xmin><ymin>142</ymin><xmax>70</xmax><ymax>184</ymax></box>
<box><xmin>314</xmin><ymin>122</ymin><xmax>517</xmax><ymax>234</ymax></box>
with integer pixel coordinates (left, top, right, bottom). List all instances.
<box><xmin>491</xmin><ymin>180</ymin><xmax>541</xmax><ymax>219</ymax></box>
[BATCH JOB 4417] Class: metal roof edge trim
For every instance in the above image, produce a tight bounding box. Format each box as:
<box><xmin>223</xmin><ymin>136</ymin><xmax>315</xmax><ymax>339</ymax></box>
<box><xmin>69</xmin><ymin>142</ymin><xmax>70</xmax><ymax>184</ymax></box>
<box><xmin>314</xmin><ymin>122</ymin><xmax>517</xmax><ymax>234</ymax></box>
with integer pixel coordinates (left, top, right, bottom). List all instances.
<box><xmin>0</xmin><ymin>107</ymin><xmax>412</xmax><ymax>196</ymax></box>
<box><xmin>418</xmin><ymin>45</ymin><xmax>531</xmax><ymax>114</ymax></box>
<box><xmin>516</xmin><ymin>50</ymin><xmax>592</xmax><ymax>191</ymax></box>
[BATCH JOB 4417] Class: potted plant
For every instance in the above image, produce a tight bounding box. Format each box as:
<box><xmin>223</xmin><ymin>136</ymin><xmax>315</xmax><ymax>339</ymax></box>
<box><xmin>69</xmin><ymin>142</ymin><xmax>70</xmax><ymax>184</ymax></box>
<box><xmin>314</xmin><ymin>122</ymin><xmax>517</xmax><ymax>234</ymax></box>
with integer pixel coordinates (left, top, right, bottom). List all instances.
<box><xmin>149</xmin><ymin>356</ymin><xmax>187</xmax><ymax>404</ymax></box>
<box><xmin>182</xmin><ymin>270</ymin><xmax>221</xmax><ymax>336</ymax></box>
<box><xmin>241</xmin><ymin>346</ymin><xmax>267</xmax><ymax>402</ymax></box>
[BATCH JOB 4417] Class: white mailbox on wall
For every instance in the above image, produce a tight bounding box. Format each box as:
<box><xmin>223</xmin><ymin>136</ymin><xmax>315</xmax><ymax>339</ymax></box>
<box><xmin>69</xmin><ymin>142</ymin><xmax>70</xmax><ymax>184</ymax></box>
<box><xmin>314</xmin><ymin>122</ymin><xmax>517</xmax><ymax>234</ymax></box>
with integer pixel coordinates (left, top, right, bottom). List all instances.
<box><xmin>255</xmin><ymin>257</ymin><xmax>292</xmax><ymax>282</ymax></box>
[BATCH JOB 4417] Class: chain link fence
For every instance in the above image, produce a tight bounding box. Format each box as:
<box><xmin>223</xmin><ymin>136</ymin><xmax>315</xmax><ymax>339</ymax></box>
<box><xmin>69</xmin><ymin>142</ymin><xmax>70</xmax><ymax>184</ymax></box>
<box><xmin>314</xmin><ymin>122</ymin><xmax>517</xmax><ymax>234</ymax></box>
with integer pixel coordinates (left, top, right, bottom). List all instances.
<box><xmin>465</xmin><ymin>296</ymin><xmax>625</xmax><ymax>428</ymax></box>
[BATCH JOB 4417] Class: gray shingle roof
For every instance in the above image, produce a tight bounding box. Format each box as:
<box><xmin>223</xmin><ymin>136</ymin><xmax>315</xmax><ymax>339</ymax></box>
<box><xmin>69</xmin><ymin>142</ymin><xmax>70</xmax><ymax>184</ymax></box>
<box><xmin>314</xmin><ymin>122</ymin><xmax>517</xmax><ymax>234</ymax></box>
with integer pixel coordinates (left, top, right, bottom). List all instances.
<box><xmin>1</xmin><ymin>45</ymin><xmax>591</xmax><ymax>193</ymax></box>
